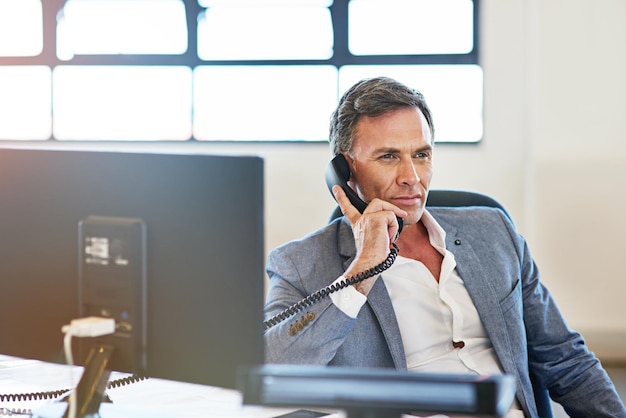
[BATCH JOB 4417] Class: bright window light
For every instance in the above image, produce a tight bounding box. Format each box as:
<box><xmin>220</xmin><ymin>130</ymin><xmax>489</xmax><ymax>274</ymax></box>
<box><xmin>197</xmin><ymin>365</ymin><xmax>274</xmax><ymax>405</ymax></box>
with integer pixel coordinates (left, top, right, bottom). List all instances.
<box><xmin>0</xmin><ymin>66</ymin><xmax>51</xmax><ymax>140</ymax></box>
<box><xmin>198</xmin><ymin>5</ymin><xmax>333</xmax><ymax>60</ymax></box>
<box><xmin>349</xmin><ymin>0</ymin><xmax>474</xmax><ymax>55</ymax></box>
<box><xmin>57</xmin><ymin>0</ymin><xmax>188</xmax><ymax>60</ymax></box>
<box><xmin>339</xmin><ymin>65</ymin><xmax>483</xmax><ymax>142</ymax></box>
<box><xmin>0</xmin><ymin>0</ymin><xmax>43</xmax><ymax>57</ymax></box>
<box><xmin>194</xmin><ymin>66</ymin><xmax>338</xmax><ymax>141</ymax></box>
<box><xmin>53</xmin><ymin>66</ymin><xmax>192</xmax><ymax>141</ymax></box>
<box><xmin>1</xmin><ymin>0</ymin><xmax>480</xmax><ymax>143</ymax></box>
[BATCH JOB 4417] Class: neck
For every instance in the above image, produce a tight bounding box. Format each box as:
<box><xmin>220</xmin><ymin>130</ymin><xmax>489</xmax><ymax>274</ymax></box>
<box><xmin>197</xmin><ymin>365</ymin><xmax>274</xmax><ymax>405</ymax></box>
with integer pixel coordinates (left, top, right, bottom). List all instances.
<box><xmin>396</xmin><ymin>221</ymin><xmax>429</xmax><ymax>248</ymax></box>
<box><xmin>394</xmin><ymin>221</ymin><xmax>443</xmax><ymax>281</ymax></box>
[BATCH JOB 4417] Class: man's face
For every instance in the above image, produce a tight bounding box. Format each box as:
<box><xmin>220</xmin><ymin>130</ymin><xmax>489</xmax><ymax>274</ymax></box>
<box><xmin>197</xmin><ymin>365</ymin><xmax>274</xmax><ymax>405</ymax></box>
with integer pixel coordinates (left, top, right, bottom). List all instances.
<box><xmin>346</xmin><ymin>106</ymin><xmax>433</xmax><ymax>225</ymax></box>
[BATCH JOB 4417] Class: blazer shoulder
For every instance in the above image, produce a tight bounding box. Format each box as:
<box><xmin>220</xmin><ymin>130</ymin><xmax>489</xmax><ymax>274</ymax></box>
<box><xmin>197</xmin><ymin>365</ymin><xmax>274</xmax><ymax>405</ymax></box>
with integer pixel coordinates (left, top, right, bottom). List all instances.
<box><xmin>268</xmin><ymin>218</ymin><xmax>353</xmax><ymax>265</ymax></box>
<box><xmin>428</xmin><ymin>206</ymin><xmax>513</xmax><ymax>228</ymax></box>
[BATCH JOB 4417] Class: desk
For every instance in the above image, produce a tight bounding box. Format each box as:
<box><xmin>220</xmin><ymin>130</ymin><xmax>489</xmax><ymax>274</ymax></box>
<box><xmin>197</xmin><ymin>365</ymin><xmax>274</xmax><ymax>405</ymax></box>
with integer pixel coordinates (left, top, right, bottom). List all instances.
<box><xmin>1</xmin><ymin>355</ymin><xmax>516</xmax><ymax>418</ymax></box>
<box><xmin>0</xmin><ymin>355</ymin><xmax>340</xmax><ymax>418</ymax></box>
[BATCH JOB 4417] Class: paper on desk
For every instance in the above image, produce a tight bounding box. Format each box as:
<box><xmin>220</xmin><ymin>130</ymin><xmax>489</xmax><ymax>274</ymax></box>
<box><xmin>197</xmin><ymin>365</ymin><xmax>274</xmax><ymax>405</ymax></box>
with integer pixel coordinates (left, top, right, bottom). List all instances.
<box><xmin>0</xmin><ymin>355</ymin><xmax>79</xmax><ymax>415</ymax></box>
<box><xmin>107</xmin><ymin>376</ymin><xmax>324</xmax><ymax>418</ymax></box>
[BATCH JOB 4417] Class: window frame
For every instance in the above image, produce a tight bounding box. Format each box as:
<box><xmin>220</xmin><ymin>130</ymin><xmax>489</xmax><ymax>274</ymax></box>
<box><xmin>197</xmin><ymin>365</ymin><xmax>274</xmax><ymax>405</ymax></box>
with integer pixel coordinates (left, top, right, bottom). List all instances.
<box><xmin>0</xmin><ymin>0</ymin><xmax>481</xmax><ymax>142</ymax></box>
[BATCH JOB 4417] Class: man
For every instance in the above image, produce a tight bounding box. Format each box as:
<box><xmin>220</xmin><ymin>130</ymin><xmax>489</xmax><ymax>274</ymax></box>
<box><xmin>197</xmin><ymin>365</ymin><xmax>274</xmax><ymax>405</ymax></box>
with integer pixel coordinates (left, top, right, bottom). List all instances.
<box><xmin>263</xmin><ymin>77</ymin><xmax>626</xmax><ymax>417</ymax></box>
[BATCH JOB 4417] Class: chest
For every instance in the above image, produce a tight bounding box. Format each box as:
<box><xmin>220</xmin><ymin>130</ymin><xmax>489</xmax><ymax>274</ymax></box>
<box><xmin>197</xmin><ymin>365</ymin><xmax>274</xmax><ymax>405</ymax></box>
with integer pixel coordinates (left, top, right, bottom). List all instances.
<box><xmin>397</xmin><ymin>240</ymin><xmax>444</xmax><ymax>281</ymax></box>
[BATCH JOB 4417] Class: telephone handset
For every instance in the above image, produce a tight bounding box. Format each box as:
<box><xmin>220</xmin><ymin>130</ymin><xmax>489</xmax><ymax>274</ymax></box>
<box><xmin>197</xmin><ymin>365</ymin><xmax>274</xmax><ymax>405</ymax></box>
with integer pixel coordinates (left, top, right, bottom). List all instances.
<box><xmin>263</xmin><ymin>154</ymin><xmax>401</xmax><ymax>331</ymax></box>
<box><xmin>324</xmin><ymin>154</ymin><xmax>404</xmax><ymax>233</ymax></box>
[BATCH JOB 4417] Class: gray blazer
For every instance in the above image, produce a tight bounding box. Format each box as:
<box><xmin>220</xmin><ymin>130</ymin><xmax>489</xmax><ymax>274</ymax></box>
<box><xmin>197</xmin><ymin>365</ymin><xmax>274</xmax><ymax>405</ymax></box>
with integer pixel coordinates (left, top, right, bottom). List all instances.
<box><xmin>264</xmin><ymin>207</ymin><xmax>626</xmax><ymax>418</ymax></box>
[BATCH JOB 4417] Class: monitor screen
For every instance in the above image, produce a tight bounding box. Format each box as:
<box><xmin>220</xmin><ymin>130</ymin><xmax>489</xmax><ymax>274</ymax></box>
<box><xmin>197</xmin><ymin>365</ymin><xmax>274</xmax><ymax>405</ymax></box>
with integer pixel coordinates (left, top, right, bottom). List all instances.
<box><xmin>0</xmin><ymin>148</ymin><xmax>265</xmax><ymax>390</ymax></box>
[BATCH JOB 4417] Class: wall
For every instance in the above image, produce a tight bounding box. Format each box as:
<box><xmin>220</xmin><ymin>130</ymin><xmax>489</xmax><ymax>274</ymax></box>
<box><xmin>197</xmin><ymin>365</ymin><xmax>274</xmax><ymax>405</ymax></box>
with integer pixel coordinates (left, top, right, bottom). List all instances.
<box><xmin>526</xmin><ymin>0</ymin><xmax>626</xmax><ymax>361</ymax></box>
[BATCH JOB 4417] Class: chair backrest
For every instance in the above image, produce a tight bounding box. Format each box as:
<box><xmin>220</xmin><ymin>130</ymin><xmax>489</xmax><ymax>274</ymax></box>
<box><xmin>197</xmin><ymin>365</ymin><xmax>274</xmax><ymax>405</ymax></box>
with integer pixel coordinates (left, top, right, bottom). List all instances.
<box><xmin>329</xmin><ymin>189</ymin><xmax>511</xmax><ymax>222</ymax></box>
<box><xmin>423</xmin><ymin>189</ymin><xmax>512</xmax><ymax>221</ymax></box>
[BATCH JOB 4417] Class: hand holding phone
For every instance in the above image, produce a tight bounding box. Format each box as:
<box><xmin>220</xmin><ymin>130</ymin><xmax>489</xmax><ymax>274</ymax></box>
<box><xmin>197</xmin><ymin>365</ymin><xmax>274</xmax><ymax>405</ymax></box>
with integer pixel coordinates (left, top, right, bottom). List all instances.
<box><xmin>325</xmin><ymin>154</ymin><xmax>404</xmax><ymax>296</ymax></box>
<box><xmin>263</xmin><ymin>155</ymin><xmax>404</xmax><ymax>329</ymax></box>
<box><xmin>331</xmin><ymin>185</ymin><xmax>403</xmax><ymax>248</ymax></box>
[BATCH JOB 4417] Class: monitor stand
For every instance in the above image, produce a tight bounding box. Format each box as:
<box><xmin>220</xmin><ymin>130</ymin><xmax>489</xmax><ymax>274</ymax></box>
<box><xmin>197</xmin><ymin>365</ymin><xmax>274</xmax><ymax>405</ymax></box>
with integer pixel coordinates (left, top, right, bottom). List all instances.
<box><xmin>34</xmin><ymin>344</ymin><xmax>169</xmax><ymax>418</ymax></box>
<box><xmin>64</xmin><ymin>344</ymin><xmax>114</xmax><ymax>418</ymax></box>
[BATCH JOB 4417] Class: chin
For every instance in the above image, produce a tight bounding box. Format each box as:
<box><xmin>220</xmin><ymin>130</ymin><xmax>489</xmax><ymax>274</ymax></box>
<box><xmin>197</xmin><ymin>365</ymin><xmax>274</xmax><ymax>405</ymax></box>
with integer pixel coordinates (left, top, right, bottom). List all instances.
<box><xmin>405</xmin><ymin>209</ymin><xmax>425</xmax><ymax>225</ymax></box>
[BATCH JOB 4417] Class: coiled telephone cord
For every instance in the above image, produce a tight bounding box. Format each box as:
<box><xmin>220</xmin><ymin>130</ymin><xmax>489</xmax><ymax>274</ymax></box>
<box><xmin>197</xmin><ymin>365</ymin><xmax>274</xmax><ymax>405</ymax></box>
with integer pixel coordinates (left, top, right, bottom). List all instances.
<box><xmin>264</xmin><ymin>243</ymin><xmax>400</xmax><ymax>330</ymax></box>
<box><xmin>0</xmin><ymin>374</ymin><xmax>147</xmax><ymax>405</ymax></box>
<box><xmin>107</xmin><ymin>374</ymin><xmax>148</xmax><ymax>389</ymax></box>
<box><xmin>0</xmin><ymin>389</ymin><xmax>68</xmax><ymax>403</ymax></box>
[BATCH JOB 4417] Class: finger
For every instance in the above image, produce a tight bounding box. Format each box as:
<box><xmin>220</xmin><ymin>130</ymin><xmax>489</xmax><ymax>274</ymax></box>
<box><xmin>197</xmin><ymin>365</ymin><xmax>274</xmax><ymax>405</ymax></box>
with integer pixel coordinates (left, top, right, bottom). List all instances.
<box><xmin>332</xmin><ymin>185</ymin><xmax>363</xmax><ymax>225</ymax></box>
<box><xmin>362</xmin><ymin>202</ymin><xmax>404</xmax><ymax>244</ymax></box>
<box><xmin>363</xmin><ymin>198</ymin><xmax>407</xmax><ymax>221</ymax></box>
<box><xmin>388</xmin><ymin>213</ymin><xmax>403</xmax><ymax>244</ymax></box>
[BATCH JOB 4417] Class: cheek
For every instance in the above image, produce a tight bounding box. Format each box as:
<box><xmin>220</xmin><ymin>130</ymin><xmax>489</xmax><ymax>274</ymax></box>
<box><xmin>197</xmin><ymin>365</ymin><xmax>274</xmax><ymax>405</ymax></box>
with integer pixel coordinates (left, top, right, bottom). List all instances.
<box><xmin>419</xmin><ymin>165</ymin><xmax>434</xmax><ymax>186</ymax></box>
<box><xmin>354</xmin><ymin>171</ymin><xmax>389</xmax><ymax>201</ymax></box>
<box><xmin>355</xmin><ymin>180</ymin><xmax>379</xmax><ymax>202</ymax></box>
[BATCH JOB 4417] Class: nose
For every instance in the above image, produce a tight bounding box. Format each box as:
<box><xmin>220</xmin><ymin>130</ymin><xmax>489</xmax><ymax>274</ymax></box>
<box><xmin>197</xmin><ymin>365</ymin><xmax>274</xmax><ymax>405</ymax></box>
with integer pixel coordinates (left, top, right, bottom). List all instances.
<box><xmin>397</xmin><ymin>157</ymin><xmax>420</xmax><ymax>186</ymax></box>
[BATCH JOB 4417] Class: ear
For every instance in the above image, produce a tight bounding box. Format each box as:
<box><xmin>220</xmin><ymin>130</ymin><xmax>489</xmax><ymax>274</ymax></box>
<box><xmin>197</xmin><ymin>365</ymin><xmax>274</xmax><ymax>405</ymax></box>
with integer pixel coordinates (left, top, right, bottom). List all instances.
<box><xmin>341</xmin><ymin>153</ymin><xmax>356</xmax><ymax>174</ymax></box>
<box><xmin>344</xmin><ymin>156</ymin><xmax>358</xmax><ymax>191</ymax></box>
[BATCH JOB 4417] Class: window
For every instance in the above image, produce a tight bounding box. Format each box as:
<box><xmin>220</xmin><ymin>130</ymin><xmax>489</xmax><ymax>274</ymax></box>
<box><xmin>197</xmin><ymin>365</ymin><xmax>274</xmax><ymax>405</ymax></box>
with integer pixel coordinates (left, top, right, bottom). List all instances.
<box><xmin>339</xmin><ymin>65</ymin><xmax>483</xmax><ymax>142</ymax></box>
<box><xmin>0</xmin><ymin>0</ymin><xmax>43</xmax><ymax>57</ymax></box>
<box><xmin>0</xmin><ymin>0</ymin><xmax>481</xmax><ymax>143</ymax></box>
<box><xmin>56</xmin><ymin>0</ymin><xmax>188</xmax><ymax>59</ymax></box>
<box><xmin>194</xmin><ymin>66</ymin><xmax>338</xmax><ymax>141</ymax></box>
<box><xmin>0</xmin><ymin>66</ymin><xmax>50</xmax><ymax>140</ymax></box>
<box><xmin>348</xmin><ymin>0</ymin><xmax>474</xmax><ymax>55</ymax></box>
<box><xmin>53</xmin><ymin>66</ymin><xmax>192</xmax><ymax>140</ymax></box>
<box><xmin>198</xmin><ymin>2</ymin><xmax>333</xmax><ymax>60</ymax></box>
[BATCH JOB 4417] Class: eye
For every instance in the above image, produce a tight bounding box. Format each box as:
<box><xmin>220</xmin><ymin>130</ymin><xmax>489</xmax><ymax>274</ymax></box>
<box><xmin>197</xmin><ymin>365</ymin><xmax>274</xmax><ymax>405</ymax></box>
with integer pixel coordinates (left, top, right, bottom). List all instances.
<box><xmin>380</xmin><ymin>153</ymin><xmax>396</xmax><ymax>160</ymax></box>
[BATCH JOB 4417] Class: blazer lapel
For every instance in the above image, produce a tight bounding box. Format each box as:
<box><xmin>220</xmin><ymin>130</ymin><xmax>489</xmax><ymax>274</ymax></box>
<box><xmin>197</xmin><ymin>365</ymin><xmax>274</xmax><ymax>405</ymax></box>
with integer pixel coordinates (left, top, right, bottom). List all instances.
<box><xmin>338</xmin><ymin>219</ymin><xmax>407</xmax><ymax>369</ymax></box>
<box><xmin>440</xmin><ymin>220</ymin><xmax>518</xmax><ymax>377</ymax></box>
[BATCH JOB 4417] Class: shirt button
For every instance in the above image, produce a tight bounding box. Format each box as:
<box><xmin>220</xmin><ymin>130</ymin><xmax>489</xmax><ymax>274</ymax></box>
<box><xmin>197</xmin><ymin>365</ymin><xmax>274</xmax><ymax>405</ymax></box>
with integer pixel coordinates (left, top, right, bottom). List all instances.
<box><xmin>452</xmin><ymin>340</ymin><xmax>465</xmax><ymax>349</ymax></box>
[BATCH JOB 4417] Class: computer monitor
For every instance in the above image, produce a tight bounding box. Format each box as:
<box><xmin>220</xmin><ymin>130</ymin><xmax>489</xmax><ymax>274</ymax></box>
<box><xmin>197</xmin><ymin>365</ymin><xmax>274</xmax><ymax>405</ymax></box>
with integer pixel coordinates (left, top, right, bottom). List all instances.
<box><xmin>0</xmin><ymin>148</ymin><xmax>265</xmax><ymax>390</ymax></box>
<box><xmin>240</xmin><ymin>365</ymin><xmax>517</xmax><ymax>418</ymax></box>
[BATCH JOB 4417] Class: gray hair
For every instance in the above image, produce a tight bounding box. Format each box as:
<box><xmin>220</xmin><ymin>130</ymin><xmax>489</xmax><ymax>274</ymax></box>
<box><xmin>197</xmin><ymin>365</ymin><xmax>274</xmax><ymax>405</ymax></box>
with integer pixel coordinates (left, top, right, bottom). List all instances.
<box><xmin>329</xmin><ymin>77</ymin><xmax>435</xmax><ymax>156</ymax></box>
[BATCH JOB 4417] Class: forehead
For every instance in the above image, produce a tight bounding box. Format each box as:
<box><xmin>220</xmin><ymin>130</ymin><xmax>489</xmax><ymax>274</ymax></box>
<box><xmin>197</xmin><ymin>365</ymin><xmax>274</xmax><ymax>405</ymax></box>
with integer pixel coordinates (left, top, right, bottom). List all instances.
<box><xmin>352</xmin><ymin>107</ymin><xmax>431</xmax><ymax>152</ymax></box>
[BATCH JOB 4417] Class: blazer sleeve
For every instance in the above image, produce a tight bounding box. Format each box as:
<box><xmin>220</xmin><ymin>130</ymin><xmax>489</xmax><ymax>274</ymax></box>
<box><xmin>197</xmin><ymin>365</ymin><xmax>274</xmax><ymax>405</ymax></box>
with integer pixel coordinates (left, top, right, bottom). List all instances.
<box><xmin>514</xmin><ymin>226</ymin><xmax>626</xmax><ymax>417</ymax></box>
<box><xmin>263</xmin><ymin>222</ymin><xmax>359</xmax><ymax>365</ymax></box>
<box><xmin>488</xmin><ymin>209</ymin><xmax>626</xmax><ymax>417</ymax></box>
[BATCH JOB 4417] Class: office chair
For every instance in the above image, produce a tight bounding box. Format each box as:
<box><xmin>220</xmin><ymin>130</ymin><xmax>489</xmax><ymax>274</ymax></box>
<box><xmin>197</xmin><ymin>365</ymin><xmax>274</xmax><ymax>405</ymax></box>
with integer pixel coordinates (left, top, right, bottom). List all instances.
<box><xmin>329</xmin><ymin>189</ymin><xmax>553</xmax><ymax>417</ymax></box>
<box><xmin>423</xmin><ymin>189</ymin><xmax>512</xmax><ymax>221</ymax></box>
<box><xmin>329</xmin><ymin>189</ymin><xmax>512</xmax><ymax>223</ymax></box>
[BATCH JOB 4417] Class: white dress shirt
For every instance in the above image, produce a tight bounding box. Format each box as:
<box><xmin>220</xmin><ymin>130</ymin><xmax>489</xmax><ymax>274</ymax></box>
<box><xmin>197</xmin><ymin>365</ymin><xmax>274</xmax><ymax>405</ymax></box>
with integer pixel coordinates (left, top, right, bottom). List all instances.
<box><xmin>330</xmin><ymin>211</ymin><xmax>504</xmax><ymax>375</ymax></box>
<box><xmin>330</xmin><ymin>211</ymin><xmax>524</xmax><ymax>417</ymax></box>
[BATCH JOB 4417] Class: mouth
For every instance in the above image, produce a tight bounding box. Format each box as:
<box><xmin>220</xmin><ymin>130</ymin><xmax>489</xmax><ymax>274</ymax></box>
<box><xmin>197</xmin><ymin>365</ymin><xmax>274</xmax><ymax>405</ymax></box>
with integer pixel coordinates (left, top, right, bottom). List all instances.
<box><xmin>392</xmin><ymin>194</ymin><xmax>423</xmax><ymax>207</ymax></box>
